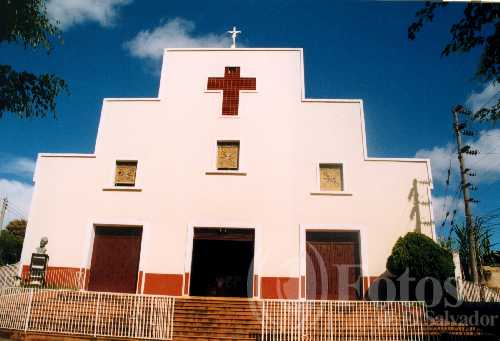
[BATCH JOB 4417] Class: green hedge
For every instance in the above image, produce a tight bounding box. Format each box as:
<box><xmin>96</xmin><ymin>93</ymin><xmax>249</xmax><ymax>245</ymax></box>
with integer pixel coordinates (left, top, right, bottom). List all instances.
<box><xmin>387</xmin><ymin>232</ymin><xmax>454</xmax><ymax>282</ymax></box>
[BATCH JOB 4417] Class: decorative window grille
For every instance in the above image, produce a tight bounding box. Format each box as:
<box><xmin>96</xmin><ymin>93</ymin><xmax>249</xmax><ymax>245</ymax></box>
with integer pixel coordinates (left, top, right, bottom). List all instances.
<box><xmin>319</xmin><ymin>163</ymin><xmax>343</xmax><ymax>191</ymax></box>
<box><xmin>217</xmin><ymin>141</ymin><xmax>240</xmax><ymax>170</ymax></box>
<box><xmin>115</xmin><ymin>161</ymin><xmax>138</xmax><ymax>186</ymax></box>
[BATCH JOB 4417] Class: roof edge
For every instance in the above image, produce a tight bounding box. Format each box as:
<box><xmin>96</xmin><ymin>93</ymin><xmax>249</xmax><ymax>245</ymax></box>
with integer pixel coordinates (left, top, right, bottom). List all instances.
<box><xmin>165</xmin><ymin>48</ymin><xmax>303</xmax><ymax>52</ymax></box>
<box><xmin>302</xmin><ymin>99</ymin><xmax>362</xmax><ymax>104</ymax></box>
<box><xmin>39</xmin><ymin>153</ymin><xmax>96</xmax><ymax>158</ymax></box>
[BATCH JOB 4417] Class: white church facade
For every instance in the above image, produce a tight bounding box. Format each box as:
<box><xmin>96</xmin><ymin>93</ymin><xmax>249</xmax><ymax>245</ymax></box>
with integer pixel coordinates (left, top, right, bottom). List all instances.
<box><xmin>20</xmin><ymin>48</ymin><xmax>435</xmax><ymax>300</ymax></box>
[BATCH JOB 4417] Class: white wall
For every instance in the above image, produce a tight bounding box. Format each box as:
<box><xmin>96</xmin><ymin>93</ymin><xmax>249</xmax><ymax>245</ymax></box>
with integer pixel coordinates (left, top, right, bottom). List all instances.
<box><xmin>21</xmin><ymin>48</ymin><xmax>434</xmax><ymax>282</ymax></box>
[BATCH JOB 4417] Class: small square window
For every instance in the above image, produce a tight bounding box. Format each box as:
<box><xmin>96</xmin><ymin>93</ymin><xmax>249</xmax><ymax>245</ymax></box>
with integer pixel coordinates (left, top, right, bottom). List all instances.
<box><xmin>115</xmin><ymin>161</ymin><xmax>137</xmax><ymax>186</ymax></box>
<box><xmin>217</xmin><ymin>141</ymin><xmax>240</xmax><ymax>170</ymax></box>
<box><xmin>319</xmin><ymin>164</ymin><xmax>343</xmax><ymax>191</ymax></box>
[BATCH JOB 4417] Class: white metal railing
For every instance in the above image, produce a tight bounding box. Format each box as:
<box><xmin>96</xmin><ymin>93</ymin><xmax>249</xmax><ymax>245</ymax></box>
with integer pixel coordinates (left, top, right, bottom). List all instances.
<box><xmin>457</xmin><ymin>279</ymin><xmax>500</xmax><ymax>302</ymax></box>
<box><xmin>261</xmin><ymin>300</ymin><xmax>428</xmax><ymax>341</ymax></box>
<box><xmin>0</xmin><ymin>287</ymin><xmax>175</xmax><ymax>340</ymax></box>
<box><xmin>0</xmin><ymin>263</ymin><xmax>19</xmax><ymax>289</ymax></box>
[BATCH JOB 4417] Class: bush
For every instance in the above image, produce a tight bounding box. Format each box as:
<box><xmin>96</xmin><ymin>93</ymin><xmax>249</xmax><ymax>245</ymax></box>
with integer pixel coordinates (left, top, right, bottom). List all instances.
<box><xmin>387</xmin><ymin>232</ymin><xmax>454</xmax><ymax>282</ymax></box>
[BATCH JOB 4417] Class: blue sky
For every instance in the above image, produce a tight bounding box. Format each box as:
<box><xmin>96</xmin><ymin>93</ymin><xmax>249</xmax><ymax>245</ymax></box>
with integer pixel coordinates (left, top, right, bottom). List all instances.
<box><xmin>0</xmin><ymin>0</ymin><xmax>499</xmax><ymax>245</ymax></box>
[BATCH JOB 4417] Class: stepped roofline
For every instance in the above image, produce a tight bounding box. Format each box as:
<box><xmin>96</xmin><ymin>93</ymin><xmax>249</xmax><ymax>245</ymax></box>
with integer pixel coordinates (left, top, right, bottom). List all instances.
<box><xmin>164</xmin><ymin>48</ymin><xmax>303</xmax><ymax>52</ymax></box>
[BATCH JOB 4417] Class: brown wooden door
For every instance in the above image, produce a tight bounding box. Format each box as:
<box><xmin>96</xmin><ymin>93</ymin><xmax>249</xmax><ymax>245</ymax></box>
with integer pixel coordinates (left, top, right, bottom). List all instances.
<box><xmin>306</xmin><ymin>232</ymin><xmax>361</xmax><ymax>300</ymax></box>
<box><xmin>88</xmin><ymin>226</ymin><xmax>142</xmax><ymax>293</ymax></box>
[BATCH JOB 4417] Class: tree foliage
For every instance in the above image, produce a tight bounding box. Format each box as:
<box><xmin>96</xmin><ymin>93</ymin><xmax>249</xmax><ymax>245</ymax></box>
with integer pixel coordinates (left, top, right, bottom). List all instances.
<box><xmin>0</xmin><ymin>229</ymin><xmax>23</xmax><ymax>266</ymax></box>
<box><xmin>452</xmin><ymin>217</ymin><xmax>496</xmax><ymax>281</ymax></box>
<box><xmin>0</xmin><ymin>0</ymin><xmax>67</xmax><ymax>119</ymax></box>
<box><xmin>5</xmin><ymin>219</ymin><xmax>27</xmax><ymax>239</ymax></box>
<box><xmin>0</xmin><ymin>0</ymin><xmax>60</xmax><ymax>50</ymax></box>
<box><xmin>409</xmin><ymin>3</ymin><xmax>499</xmax><ymax>120</ymax></box>
<box><xmin>387</xmin><ymin>232</ymin><xmax>455</xmax><ymax>282</ymax></box>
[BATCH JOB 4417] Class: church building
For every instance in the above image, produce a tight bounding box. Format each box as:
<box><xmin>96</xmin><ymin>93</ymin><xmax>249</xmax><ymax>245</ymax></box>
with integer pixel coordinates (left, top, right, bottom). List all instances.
<box><xmin>20</xmin><ymin>47</ymin><xmax>435</xmax><ymax>300</ymax></box>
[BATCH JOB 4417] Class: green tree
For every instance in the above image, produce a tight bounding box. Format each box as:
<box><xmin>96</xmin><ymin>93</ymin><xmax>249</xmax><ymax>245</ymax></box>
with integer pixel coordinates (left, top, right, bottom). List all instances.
<box><xmin>408</xmin><ymin>3</ymin><xmax>499</xmax><ymax>121</ymax></box>
<box><xmin>387</xmin><ymin>232</ymin><xmax>454</xmax><ymax>282</ymax></box>
<box><xmin>0</xmin><ymin>0</ymin><xmax>67</xmax><ymax>118</ymax></box>
<box><xmin>453</xmin><ymin>217</ymin><xmax>496</xmax><ymax>281</ymax></box>
<box><xmin>0</xmin><ymin>229</ymin><xmax>23</xmax><ymax>265</ymax></box>
<box><xmin>5</xmin><ymin>219</ymin><xmax>27</xmax><ymax>239</ymax></box>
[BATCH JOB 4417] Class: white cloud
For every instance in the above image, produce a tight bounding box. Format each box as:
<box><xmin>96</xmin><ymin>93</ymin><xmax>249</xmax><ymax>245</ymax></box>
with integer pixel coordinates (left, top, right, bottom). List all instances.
<box><xmin>432</xmin><ymin>195</ymin><xmax>464</xmax><ymax>226</ymax></box>
<box><xmin>0</xmin><ymin>179</ymin><xmax>33</xmax><ymax>227</ymax></box>
<box><xmin>0</xmin><ymin>156</ymin><xmax>35</xmax><ymax>178</ymax></box>
<box><xmin>416</xmin><ymin>129</ymin><xmax>500</xmax><ymax>184</ymax></box>
<box><xmin>466</xmin><ymin>82</ymin><xmax>500</xmax><ymax>113</ymax></box>
<box><xmin>432</xmin><ymin>195</ymin><xmax>454</xmax><ymax>225</ymax></box>
<box><xmin>124</xmin><ymin>18</ymin><xmax>231</xmax><ymax>62</ymax></box>
<box><xmin>416</xmin><ymin>143</ymin><xmax>455</xmax><ymax>184</ymax></box>
<box><xmin>46</xmin><ymin>0</ymin><xmax>132</xmax><ymax>30</ymax></box>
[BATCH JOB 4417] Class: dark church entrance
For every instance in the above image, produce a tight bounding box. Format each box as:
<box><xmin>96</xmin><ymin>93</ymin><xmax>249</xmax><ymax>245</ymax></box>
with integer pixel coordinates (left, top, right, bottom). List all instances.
<box><xmin>190</xmin><ymin>228</ymin><xmax>254</xmax><ymax>297</ymax></box>
<box><xmin>306</xmin><ymin>231</ymin><xmax>362</xmax><ymax>300</ymax></box>
<box><xmin>88</xmin><ymin>226</ymin><xmax>142</xmax><ymax>294</ymax></box>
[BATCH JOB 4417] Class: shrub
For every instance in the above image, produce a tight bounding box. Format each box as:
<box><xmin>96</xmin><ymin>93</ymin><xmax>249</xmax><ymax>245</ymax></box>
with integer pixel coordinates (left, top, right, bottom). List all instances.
<box><xmin>387</xmin><ymin>232</ymin><xmax>454</xmax><ymax>282</ymax></box>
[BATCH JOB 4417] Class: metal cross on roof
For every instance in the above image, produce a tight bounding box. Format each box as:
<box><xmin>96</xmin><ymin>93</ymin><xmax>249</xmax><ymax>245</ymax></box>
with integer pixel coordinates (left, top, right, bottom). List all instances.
<box><xmin>227</xmin><ymin>26</ymin><xmax>241</xmax><ymax>48</ymax></box>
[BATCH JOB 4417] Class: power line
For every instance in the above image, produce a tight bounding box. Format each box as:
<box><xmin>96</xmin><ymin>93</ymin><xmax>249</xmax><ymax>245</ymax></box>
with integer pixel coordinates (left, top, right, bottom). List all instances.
<box><xmin>5</xmin><ymin>206</ymin><xmax>26</xmax><ymax>219</ymax></box>
<box><xmin>2</xmin><ymin>203</ymin><xmax>26</xmax><ymax>219</ymax></box>
<box><xmin>5</xmin><ymin>201</ymin><xmax>27</xmax><ymax>217</ymax></box>
<box><xmin>0</xmin><ymin>195</ymin><xmax>28</xmax><ymax>217</ymax></box>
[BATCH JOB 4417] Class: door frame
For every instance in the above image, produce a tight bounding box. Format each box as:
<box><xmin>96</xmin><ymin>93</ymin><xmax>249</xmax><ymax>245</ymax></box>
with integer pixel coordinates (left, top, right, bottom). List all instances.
<box><xmin>184</xmin><ymin>223</ymin><xmax>262</xmax><ymax>297</ymax></box>
<box><xmin>82</xmin><ymin>219</ymin><xmax>151</xmax><ymax>293</ymax></box>
<box><xmin>299</xmin><ymin>224</ymin><xmax>368</xmax><ymax>300</ymax></box>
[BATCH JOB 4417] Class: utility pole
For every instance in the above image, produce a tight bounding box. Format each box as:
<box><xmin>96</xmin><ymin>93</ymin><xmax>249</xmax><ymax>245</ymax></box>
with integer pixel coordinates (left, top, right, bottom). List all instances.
<box><xmin>0</xmin><ymin>197</ymin><xmax>7</xmax><ymax>230</ymax></box>
<box><xmin>452</xmin><ymin>106</ymin><xmax>479</xmax><ymax>284</ymax></box>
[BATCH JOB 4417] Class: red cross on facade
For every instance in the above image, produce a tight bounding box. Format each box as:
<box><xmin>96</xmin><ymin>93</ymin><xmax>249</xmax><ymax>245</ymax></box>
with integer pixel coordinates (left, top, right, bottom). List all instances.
<box><xmin>207</xmin><ymin>67</ymin><xmax>256</xmax><ymax>115</ymax></box>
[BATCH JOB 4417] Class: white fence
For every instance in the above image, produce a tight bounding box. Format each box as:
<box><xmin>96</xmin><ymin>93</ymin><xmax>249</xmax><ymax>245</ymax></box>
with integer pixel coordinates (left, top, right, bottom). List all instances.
<box><xmin>457</xmin><ymin>279</ymin><xmax>500</xmax><ymax>302</ymax></box>
<box><xmin>0</xmin><ymin>263</ymin><xmax>19</xmax><ymax>289</ymax></box>
<box><xmin>0</xmin><ymin>287</ymin><xmax>175</xmax><ymax>340</ymax></box>
<box><xmin>261</xmin><ymin>300</ymin><xmax>428</xmax><ymax>341</ymax></box>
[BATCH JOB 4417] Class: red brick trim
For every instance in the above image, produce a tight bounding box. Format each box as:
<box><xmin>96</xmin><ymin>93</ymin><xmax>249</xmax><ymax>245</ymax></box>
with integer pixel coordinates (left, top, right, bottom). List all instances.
<box><xmin>260</xmin><ymin>277</ymin><xmax>299</xmax><ymax>299</ymax></box>
<box><xmin>143</xmin><ymin>273</ymin><xmax>183</xmax><ymax>296</ymax></box>
<box><xmin>207</xmin><ymin>67</ymin><xmax>256</xmax><ymax>115</ymax></box>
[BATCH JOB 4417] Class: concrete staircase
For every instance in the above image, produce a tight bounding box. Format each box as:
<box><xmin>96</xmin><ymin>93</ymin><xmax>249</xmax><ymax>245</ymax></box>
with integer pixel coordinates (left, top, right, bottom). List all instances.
<box><xmin>0</xmin><ymin>290</ymin><xmax>495</xmax><ymax>340</ymax></box>
<box><xmin>173</xmin><ymin>297</ymin><xmax>262</xmax><ymax>340</ymax></box>
<box><xmin>171</xmin><ymin>297</ymin><xmax>489</xmax><ymax>341</ymax></box>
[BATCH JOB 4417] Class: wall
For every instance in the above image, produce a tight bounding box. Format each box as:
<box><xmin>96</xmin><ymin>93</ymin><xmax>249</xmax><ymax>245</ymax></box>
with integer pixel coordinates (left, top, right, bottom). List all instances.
<box><xmin>20</xmin><ymin>48</ymin><xmax>434</xmax><ymax>298</ymax></box>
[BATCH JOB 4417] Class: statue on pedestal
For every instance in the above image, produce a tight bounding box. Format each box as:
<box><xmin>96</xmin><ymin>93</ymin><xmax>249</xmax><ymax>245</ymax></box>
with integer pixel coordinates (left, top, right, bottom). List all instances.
<box><xmin>35</xmin><ymin>236</ymin><xmax>48</xmax><ymax>254</ymax></box>
<box><xmin>29</xmin><ymin>237</ymin><xmax>49</xmax><ymax>287</ymax></box>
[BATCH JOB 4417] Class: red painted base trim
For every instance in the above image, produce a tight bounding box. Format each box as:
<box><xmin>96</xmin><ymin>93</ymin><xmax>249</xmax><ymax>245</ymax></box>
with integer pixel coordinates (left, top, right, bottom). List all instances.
<box><xmin>22</xmin><ymin>265</ymin><xmax>84</xmax><ymax>288</ymax></box>
<box><xmin>253</xmin><ymin>274</ymin><xmax>259</xmax><ymax>297</ymax></box>
<box><xmin>84</xmin><ymin>269</ymin><xmax>90</xmax><ymax>290</ymax></box>
<box><xmin>183</xmin><ymin>272</ymin><xmax>190</xmax><ymax>295</ymax></box>
<box><xmin>261</xmin><ymin>277</ymin><xmax>299</xmax><ymax>299</ymax></box>
<box><xmin>143</xmin><ymin>273</ymin><xmax>183</xmax><ymax>296</ymax></box>
<box><xmin>300</xmin><ymin>276</ymin><xmax>306</xmax><ymax>299</ymax></box>
<box><xmin>136</xmin><ymin>271</ymin><xmax>143</xmax><ymax>294</ymax></box>
<box><xmin>362</xmin><ymin>276</ymin><xmax>379</xmax><ymax>297</ymax></box>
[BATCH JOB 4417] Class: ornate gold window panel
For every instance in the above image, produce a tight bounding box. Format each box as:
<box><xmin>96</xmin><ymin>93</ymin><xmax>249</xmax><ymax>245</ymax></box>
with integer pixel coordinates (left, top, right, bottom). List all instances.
<box><xmin>217</xmin><ymin>141</ymin><xmax>240</xmax><ymax>170</ymax></box>
<box><xmin>319</xmin><ymin>163</ymin><xmax>343</xmax><ymax>191</ymax></box>
<box><xmin>115</xmin><ymin>161</ymin><xmax>138</xmax><ymax>186</ymax></box>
